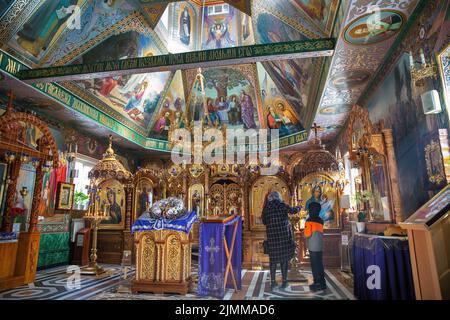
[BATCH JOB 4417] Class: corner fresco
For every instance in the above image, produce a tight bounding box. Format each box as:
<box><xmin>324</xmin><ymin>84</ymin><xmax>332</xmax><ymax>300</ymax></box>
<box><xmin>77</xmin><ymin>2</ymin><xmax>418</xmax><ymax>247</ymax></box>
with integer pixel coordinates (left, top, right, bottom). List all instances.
<box><xmin>71</xmin><ymin>30</ymin><xmax>171</xmax><ymax>130</ymax></box>
<box><xmin>8</xmin><ymin>0</ymin><xmax>140</xmax><ymax>65</ymax></box>
<box><xmin>253</xmin><ymin>8</ymin><xmax>318</xmax><ymax>127</ymax></box>
<box><xmin>257</xmin><ymin>62</ymin><xmax>304</xmax><ymax>137</ymax></box>
<box><xmin>151</xmin><ymin>70</ymin><xmax>186</xmax><ymax>140</ymax></box>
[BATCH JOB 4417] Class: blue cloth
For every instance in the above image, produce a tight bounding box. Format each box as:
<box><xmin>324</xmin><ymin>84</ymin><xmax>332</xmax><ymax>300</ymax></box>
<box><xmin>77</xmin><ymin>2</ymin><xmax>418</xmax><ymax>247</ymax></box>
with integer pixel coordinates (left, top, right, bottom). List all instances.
<box><xmin>131</xmin><ymin>210</ymin><xmax>198</xmax><ymax>234</ymax></box>
<box><xmin>198</xmin><ymin>215</ymin><xmax>242</xmax><ymax>298</ymax></box>
<box><xmin>0</xmin><ymin>232</ymin><xmax>18</xmax><ymax>241</ymax></box>
<box><xmin>352</xmin><ymin>234</ymin><xmax>415</xmax><ymax>300</ymax></box>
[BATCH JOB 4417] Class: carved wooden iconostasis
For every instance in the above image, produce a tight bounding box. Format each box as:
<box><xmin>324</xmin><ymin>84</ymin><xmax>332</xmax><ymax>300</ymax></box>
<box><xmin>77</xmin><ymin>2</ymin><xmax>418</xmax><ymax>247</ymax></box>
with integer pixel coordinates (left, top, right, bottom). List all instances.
<box><xmin>0</xmin><ymin>95</ymin><xmax>59</xmax><ymax>290</ymax></box>
<box><xmin>347</xmin><ymin>105</ymin><xmax>404</xmax><ymax>228</ymax></box>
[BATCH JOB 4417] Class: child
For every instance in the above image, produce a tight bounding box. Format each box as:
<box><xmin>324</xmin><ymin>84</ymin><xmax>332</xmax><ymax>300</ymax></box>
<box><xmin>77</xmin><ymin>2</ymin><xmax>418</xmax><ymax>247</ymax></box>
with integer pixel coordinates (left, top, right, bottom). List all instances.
<box><xmin>304</xmin><ymin>202</ymin><xmax>326</xmax><ymax>291</ymax></box>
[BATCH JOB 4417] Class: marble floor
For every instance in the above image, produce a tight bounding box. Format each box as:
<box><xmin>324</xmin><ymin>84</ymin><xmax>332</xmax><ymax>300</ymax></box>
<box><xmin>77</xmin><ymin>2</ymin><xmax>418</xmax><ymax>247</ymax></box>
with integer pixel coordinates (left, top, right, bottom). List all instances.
<box><xmin>0</xmin><ymin>264</ymin><xmax>355</xmax><ymax>300</ymax></box>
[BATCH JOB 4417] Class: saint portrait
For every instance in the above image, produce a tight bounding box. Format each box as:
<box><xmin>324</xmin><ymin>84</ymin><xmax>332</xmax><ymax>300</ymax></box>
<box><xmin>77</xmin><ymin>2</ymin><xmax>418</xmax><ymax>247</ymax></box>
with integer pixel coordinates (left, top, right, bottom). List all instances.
<box><xmin>134</xmin><ymin>178</ymin><xmax>154</xmax><ymax>220</ymax></box>
<box><xmin>344</xmin><ymin>10</ymin><xmax>405</xmax><ymax>45</ymax></box>
<box><xmin>189</xmin><ymin>184</ymin><xmax>204</xmax><ymax>218</ymax></box>
<box><xmin>179</xmin><ymin>6</ymin><xmax>191</xmax><ymax>46</ymax></box>
<box><xmin>98</xmin><ymin>180</ymin><xmax>125</xmax><ymax>229</ymax></box>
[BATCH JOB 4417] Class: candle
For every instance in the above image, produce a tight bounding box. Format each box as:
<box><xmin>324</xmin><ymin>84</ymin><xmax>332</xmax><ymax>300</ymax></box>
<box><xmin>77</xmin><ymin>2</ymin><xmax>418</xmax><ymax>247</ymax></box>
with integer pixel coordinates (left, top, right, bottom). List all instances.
<box><xmin>420</xmin><ymin>49</ymin><xmax>426</xmax><ymax>65</ymax></box>
<box><xmin>409</xmin><ymin>51</ymin><xmax>414</xmax><ymax>68</ymax></box>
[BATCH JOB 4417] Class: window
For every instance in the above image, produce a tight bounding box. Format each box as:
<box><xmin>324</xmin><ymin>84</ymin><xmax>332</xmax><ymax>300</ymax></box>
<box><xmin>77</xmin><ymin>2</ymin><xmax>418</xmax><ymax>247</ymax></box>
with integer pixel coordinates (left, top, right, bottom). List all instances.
<box><xmin>207</xmin><ymin>4</ymin><xmax>229</xmax><ymax>16</ymax></box>
<box><xmin>72</xmin><ymin>154</ymin><xmax>96</xmax><ymax>209</ymax></box>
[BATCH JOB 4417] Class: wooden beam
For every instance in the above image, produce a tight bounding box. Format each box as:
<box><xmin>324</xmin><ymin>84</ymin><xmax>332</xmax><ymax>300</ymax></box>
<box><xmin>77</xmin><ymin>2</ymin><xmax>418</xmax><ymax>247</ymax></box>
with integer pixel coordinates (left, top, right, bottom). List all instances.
<box><xmin>17</xmin><ymin>39</ymin><xmax>335</xmax><ymax>83</ymax></box>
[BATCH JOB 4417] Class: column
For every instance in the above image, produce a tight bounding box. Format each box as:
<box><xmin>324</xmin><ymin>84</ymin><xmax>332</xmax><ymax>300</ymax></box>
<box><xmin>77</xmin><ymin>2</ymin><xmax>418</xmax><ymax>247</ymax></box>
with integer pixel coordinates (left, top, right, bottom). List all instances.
<box><xmin>1</xmin><ymin>160</ymin><xmax>21</xmax><ymax>232</ymax></box>
<box><xmin>29</xmin><ymin>165</ymin><xmax>44</xmax><ymax>233</ymax></box>
<box><xmin>382</xmin><ymin>129</ymin><xmax>404</xmax><ymax>223</ymax></box>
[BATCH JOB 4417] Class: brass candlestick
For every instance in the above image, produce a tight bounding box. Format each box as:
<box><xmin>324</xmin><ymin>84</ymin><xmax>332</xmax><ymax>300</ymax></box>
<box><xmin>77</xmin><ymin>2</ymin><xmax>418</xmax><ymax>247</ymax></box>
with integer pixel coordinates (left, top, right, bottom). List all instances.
<box><xmin>80</xmin><ymin>201</ymin><xmax>107</xmax><ymax>276</ymax></box>
<box><xmin>288</xmin><ymin>213</ymin><xmax>307</xmax><ymax>282</ymax></box>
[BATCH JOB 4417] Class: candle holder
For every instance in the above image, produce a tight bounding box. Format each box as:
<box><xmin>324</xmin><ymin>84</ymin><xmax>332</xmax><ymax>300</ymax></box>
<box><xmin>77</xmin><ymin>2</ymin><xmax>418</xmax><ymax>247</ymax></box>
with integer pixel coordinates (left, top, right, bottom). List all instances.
<box><xmin>80</xmin><ymin>201</ymin><xmax>108</xmax><ymax>276</ymax></box>
<box><xmin>288</xmin><ymin>213</ymin><xmax>307</xmax><ymax>282</ymax></box>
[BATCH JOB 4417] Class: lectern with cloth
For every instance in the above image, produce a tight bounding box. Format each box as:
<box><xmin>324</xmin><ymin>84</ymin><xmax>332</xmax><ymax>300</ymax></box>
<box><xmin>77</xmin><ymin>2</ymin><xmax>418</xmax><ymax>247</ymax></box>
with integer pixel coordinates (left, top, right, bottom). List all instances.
<box><xmin>131</xmin><ymin>208</ymin><xmax>197</xmax><ymax>295</ymax></box>
<box><xmin>198</xmin><ymin>214</ymin><xmax>242</xmax><ymax>298</ymax></box>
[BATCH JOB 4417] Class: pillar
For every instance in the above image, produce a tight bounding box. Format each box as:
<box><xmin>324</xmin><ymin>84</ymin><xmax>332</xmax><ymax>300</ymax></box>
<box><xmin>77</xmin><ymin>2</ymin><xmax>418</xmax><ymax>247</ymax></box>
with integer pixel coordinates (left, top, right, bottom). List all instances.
<box><xmin>28</xmin><ymin>165</ymin><xmax>44</xmax><ymax>233</ymax></box>
<box><xmin>382</xmin><ymin>129</ymin><xmax>404</xmax><ymax>223</ymax></box>
<box><xmin>1</xmin><ymin>160</ymin><xmax>21</xmax><ymax>232</ymax></box>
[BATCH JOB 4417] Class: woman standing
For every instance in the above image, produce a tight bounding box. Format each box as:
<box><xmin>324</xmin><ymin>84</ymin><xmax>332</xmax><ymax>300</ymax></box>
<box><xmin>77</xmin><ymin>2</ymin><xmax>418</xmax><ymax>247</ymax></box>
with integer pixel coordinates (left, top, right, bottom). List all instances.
<box><xmin>262</xmin><ymin>191</ymin><xmax>300</xmax><ymax>290</ymax></box>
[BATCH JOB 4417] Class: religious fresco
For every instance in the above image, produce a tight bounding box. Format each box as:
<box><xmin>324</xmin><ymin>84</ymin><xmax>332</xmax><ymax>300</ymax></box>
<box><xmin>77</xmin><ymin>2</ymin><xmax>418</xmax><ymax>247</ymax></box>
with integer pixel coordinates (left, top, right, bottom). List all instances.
<box><xmin>257</xmin><ymin>63</ymin><xmax>304</xmax><ymax>136</ymax></box>
<box><xmin>151</xmin><ymin>70</ymin><xmax>186</xmax><ymax>139</ymax></box>
<box><xmin>424</xmin><ymin>0</ymin><xmax>450</xmax><ymax>54</ymax></box>
<box><xmin>253</xmin><ymin>8</ymin><xmax>318</xmax><ymax>127</ymax></box>
<box><xmin>366</xmin><ymin>53</ymin><xmax>447</xmax><ymax>217</ymax></box>
<box><xmin>186</xmin><ymin>66</ymin><xmax>261</xmax><ymax>131</ymax></box>
<box><xmin>7</xmin><ymin>0</ymin><xmax>143</xmax><ymax>65</ymax></box>
<box><xmin>343</xmin><ymin>10</ymin><xmax>405</xmax><ymax>46</ymax></box>
<box><xmin>311</xmin><ymin>0</ymin><xmax>420</xmax><ymax>143</ymax></box>
<box><xmin>72</xmin><ymin>30</ymin><xmax>171</xmax><ymax>129</ymax></box>
<box><xmin>163</xmin><ymin>1</ymin><xmax>200</xmax><ymax>53</ymax></box>
<box><xmin>240</xmin><ymin>13</ymin><xmax>254</xmax><ymax>45</ymax></box>
<box><xmin>201</xmin><ymin>4</ymin><xmax>238</xmax><ymax>49</ymax></box>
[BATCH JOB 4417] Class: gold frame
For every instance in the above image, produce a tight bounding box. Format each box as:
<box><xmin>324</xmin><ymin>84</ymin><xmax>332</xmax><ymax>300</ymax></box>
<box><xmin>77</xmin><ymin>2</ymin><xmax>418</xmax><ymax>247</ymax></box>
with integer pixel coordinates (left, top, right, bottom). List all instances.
<box><xmin>298</xmin><ymin>172</ymin><xmax>341</xmax><ymax>229</ymax></box>
<box><xmin>97</xmin><ymin>179</ymin><xmax>126</xmax><ymax>230</ymax></box>
<box><xmin>250</xmin><ymin>175</ymin><xmax>290</xmax><ymax>231</ymax></box>
<box><xmin>133</xmin><ymin>177</ymin><xmax>154</xmax><ymax>221</ymax></box>
<box><xmin>424</xmin><ymin>140</ymin><xmax>446</xmax><ymax>186</ymax></box>
<box><xmin>188</xmin><ymin>183</ymin><xmax>204</xmax><ymax>217</ymax></box>
<box><xmin>55</xmin><ymin>182</ymin><xmax>74</xmax><ymax>211</ymax></box>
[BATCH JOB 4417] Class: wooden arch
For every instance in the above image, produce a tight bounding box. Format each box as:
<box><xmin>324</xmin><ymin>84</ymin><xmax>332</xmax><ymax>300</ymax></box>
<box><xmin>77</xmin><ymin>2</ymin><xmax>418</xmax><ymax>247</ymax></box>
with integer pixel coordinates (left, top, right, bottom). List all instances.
<box><xmin>0</xmin><ymin>93</ymin><xmax>59</xmax><ymax>168</ymax></box>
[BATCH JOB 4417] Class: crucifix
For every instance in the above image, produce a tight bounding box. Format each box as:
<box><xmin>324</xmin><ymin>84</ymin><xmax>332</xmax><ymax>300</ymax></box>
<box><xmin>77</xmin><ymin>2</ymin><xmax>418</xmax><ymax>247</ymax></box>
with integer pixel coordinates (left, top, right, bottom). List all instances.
<box><xmin>205</xmin><ymin>238</ymin><xmax>220</xmax><ymax>266</ymax></box>
<box><xmin>311</xmin><ymin>122</ymin><xmax>323</xmax><ymax>140</ymax></box>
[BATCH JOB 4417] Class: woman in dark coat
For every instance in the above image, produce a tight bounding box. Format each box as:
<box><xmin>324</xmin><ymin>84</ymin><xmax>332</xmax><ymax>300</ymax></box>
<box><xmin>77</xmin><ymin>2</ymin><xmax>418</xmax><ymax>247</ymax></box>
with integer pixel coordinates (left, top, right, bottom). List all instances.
<box><xmin>262</xmin><ymin>191</ymin><xmax>300</xmax><ymax>289</ymax></box>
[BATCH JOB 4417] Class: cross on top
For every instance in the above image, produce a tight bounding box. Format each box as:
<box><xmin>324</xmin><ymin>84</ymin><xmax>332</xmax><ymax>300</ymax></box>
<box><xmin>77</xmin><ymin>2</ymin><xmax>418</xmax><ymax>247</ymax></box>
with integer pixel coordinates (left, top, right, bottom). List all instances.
<box><xmin>205</xmin><ymin>238</ymin><xmax>220</xmax><ymax>266</ymax></box>
<box><xmin>311</xmin><ymin>123</ymin><xmax>323</xmax><ymax>140</ymax></box>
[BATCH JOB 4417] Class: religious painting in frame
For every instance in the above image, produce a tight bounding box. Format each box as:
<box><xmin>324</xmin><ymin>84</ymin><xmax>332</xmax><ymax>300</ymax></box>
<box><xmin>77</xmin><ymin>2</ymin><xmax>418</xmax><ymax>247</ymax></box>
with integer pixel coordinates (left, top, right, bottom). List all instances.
<box><xmin>134</xmin><ymin>177</ymin><xmax>154</xmax><ymax>221</ymax></box>
<box><xmin>424</xmin><ymin>140</ymin><xmax>446</xmax><ymax>186</ymax></box>
<box><xmin>369</xmin><ymin>154</ymin><xmax>393</xmax><ymax>222</ymax></box>
<box><xmin>298</xmin><ymin>173</ymin><xmax>339</xmax><ymax>229</ymax></box>
<box><xmin>167</xmin><ymin>1</ymin><xmax>199</xmax><ymax>52</ymax></box>
<box><xmin>15</xmin><ymin>164</ymin><xmax>36</xmax><ymax>227</ymax></box>
<box><xmin>343</xmin><ymin>10</ymin><xmax>406</xmax><ymax>46</ymax></box>
<box><xmin>188</xmin><ymin>183</ymin><xmax>204</xmax><ymax>218</ymax></box>
<box><xmin>56</xmin><ymin>182</ymin><xmax>74</xmax><ymax>211</ymax></box>
<box><xmin>98</xmin><ymin>179</ymin><xmax>125</xmax><ymax>230</ymax></box>
<box><xmin>250</xmin><ymin>176</ymin><xmax>289</xmax><ymax>230</ymax></box>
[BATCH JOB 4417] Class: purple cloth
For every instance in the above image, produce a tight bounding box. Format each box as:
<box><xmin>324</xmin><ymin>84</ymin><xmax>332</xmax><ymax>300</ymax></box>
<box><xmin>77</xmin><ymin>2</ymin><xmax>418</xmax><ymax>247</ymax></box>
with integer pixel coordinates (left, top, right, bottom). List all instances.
<box><xmin>352</xmin><ymin>234</ymin><xmax>415</xmax><ymax>300</ymax></box>
<box><xmin>131</xmin><ymin>210</ymin><xmax>197</xmax><ymax>234</ymax></box>
<box><xmin>198</xmin><ymin>215</ymin><xmax>242</xmax><ymax>298</ymax></box>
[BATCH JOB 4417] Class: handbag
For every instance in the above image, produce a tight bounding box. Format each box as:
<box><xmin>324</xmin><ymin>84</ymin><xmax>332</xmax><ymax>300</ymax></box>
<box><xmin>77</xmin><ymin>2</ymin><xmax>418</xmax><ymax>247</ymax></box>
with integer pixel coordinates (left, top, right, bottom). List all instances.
<box><xmin>263</xmin><ymin>240</ymin><xmax>269</xmax><ymax>254</ymax></box>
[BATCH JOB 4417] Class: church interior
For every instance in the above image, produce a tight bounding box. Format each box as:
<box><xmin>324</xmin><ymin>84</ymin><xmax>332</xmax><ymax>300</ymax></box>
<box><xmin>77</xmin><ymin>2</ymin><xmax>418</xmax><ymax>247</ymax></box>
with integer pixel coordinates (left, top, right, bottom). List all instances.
<box><xmin>0</xmin><ymin>0</ymin><xmax>449</xmax><ymax>301</ymax></box>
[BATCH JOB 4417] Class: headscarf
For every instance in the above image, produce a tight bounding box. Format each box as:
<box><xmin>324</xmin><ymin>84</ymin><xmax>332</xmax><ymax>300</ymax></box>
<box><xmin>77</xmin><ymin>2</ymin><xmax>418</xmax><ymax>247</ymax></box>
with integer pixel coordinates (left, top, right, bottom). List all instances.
<box><xmin>267</xmin><ymin>191</ymin><xmax>282</xmax><ymax>202</ymax></box>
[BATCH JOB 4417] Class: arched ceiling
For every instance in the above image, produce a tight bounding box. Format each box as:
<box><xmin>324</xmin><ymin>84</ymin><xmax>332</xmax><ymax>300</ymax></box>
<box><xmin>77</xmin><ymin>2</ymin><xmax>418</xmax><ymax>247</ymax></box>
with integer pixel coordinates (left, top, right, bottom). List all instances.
<box><xmin>0</xmin><ymin>0</ymin><xmax>422</xmax><ymax>153</ymax></box>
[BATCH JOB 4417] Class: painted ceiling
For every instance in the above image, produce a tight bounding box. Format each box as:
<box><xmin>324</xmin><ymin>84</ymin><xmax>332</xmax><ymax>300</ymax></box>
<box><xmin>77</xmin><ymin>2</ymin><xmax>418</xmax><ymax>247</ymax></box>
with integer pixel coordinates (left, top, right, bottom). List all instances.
<box><xmin>0</xmin><ymin>0</ymin><xmax>421</xmax><ymax>152</ymax></box>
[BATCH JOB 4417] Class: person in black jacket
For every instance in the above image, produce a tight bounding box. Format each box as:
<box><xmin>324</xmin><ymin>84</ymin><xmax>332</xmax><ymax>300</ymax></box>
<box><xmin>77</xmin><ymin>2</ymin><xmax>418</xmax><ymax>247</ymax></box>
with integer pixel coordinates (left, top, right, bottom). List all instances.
<box><xmin>262</xmin><ymin>191</ymin><xmax>301</xmax><ymax>290</ymax></box>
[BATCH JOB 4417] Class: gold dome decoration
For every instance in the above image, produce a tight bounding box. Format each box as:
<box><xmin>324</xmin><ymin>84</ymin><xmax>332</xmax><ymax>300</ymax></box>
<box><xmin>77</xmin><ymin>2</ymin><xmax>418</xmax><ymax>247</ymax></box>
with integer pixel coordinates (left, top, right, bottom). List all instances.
<box><xmin>88</xmin><ymin>135</ymin><xmax>132</xmax><ymax>182</ymax></box>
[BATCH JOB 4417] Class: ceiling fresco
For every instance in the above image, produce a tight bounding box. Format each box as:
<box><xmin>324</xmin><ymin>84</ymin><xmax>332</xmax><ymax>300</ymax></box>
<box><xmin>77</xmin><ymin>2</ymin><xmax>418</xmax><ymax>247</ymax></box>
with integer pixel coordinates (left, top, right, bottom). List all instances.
<box><xmin>0</xmin><ymin>0</ymin><xmax>423</xmax><ymax>153</ymax></box>
<box><xmin>311</xmin><ymin>0</ymin><xmax>420</xmax><ymax>144</ymax></box>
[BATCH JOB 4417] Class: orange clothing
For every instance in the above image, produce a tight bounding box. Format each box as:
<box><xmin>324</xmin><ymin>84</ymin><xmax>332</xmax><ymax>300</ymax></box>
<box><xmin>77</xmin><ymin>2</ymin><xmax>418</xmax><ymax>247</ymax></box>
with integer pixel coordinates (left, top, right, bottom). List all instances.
<box><xmin>304</xmin><ymin>221</ymin><xmax>323</xmax><ymax>238</ymax></box>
